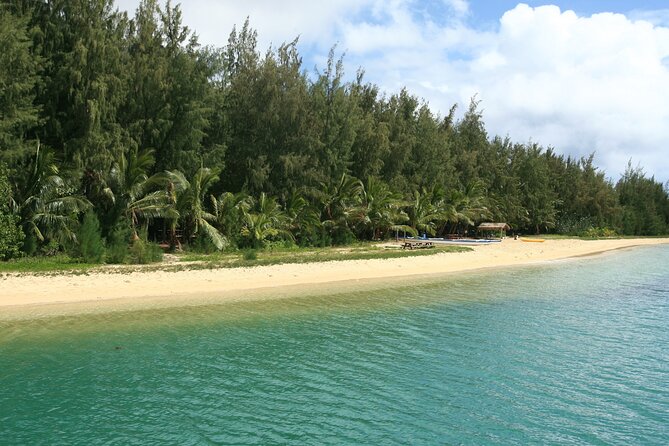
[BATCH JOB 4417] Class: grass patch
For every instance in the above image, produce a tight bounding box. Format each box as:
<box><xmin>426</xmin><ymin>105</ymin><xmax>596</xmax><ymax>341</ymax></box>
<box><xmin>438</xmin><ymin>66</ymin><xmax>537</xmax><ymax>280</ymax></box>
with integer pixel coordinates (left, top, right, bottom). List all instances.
<box><xmin>0</xmin><ymin>255</ymin><xmax>97</xmax><ymax>273</ymax></box>
<box><xmin>0</xmin><ymin>244</ymin><xmax>471</xmax><ymax>275</ymax></box>
<box><xmin>175</xmin><ymin>244</ymin><xmax>470</xmax><ymax>270</ymax></box>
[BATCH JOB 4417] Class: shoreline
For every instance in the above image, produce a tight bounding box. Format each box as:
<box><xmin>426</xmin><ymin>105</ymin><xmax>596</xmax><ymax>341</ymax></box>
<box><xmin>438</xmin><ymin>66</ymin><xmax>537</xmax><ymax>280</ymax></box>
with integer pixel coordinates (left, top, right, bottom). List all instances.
<box><xmin>2</xmin><ymin>238</ymin><xmax>668</xmax><ymax>320</ymax></box>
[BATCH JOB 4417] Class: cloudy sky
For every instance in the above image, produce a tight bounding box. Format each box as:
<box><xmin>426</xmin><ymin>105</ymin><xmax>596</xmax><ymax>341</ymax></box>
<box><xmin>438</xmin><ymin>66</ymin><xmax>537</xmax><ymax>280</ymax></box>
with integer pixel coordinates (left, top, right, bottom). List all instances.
<box><xmin>115</xmin><ymin>0</ymin><xmax>669</xmax><ymax>183</ymax></box>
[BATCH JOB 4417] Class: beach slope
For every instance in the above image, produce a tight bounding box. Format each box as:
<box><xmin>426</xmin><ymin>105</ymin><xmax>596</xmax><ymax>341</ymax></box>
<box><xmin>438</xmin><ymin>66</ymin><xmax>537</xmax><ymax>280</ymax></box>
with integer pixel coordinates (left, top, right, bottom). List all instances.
<box><xmin>1</xmin><ymin>238</ymin><xmax>668</xmax><ymax>319</ymax></box>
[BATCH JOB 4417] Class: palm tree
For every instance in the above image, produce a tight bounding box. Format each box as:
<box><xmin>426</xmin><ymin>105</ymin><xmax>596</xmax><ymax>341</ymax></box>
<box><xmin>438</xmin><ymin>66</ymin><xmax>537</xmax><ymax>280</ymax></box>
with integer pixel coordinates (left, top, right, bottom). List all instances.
<box><xmin>355</xmin><ymin>176</ymin><xmax>413</xmax><ymax>240</ymax></box>
<box><xmin>316</xmin><ymin>173</ymin><xmax>363</xmax><ymax>242</ymax></box>
<box><xmin>440</xmin><ymin>181</ymin><xmax>491</xmax><ymax>235</ymax></box>
<box><xmin>95</xmin><ymin>148</ymin><xmax>174</xmax><ymax>240</ymax></box>
<box><xmin>284</xmin><ymin>190</ymin><xmax>321</xmax><ymax>245</ymax></box>
<box><xmin>406</xmin><ymin>187</ymin><xmax>443</xmax><ymax>237</ymax></box>
<box><xmin>12</xmin><ymin>145</ymin><xmax>90</xmax><ymax>248</ymax></box>
<box><xmin>240</xmin><ymin>192</ymin><xmax>292</xmax><ymax>248</ymax></box>
<box><xmin>212</xmin><ymin>191</ymin><xmax>253</xmax><ymax>246</ymax></box>
<box><xmin>156</xmin><ymin>168</ymin><xmax>227</xmax><ymax>250</ymax></box>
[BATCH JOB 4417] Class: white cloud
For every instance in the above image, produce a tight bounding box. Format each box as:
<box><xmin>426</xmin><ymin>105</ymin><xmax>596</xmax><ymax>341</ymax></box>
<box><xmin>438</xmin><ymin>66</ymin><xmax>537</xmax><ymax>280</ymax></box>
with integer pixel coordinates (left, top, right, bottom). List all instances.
<box><xmin>479</xmin><ymin>5</ymin><xmax>669</xmax><ymax>181</ymax></box>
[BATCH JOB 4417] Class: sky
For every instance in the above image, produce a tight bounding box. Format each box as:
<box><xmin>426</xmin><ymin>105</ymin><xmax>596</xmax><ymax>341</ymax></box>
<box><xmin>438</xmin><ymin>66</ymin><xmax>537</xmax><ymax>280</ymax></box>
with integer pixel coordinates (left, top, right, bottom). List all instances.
<box><xmin>115</xmin><ymin>0</ymin><xmax>669</xmax><ymax>183</ymax></box>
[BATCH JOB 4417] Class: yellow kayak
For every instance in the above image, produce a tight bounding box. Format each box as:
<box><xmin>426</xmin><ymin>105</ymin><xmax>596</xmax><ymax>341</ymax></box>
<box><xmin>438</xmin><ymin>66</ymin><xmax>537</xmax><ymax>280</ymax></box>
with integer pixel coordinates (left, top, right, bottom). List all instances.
<box><xmin>520</xmin><ymin>238</ymin><xmax>545</xmax><ymax>243</ymax></box>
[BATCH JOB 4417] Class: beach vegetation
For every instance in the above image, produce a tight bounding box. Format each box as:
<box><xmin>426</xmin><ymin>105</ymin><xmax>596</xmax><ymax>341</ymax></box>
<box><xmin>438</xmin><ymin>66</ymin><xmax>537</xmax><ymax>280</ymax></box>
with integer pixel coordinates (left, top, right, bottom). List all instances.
<box><xmin>128</xmin><ymin>237</ymin><xmax>164</xmax><ymax>265</ymax></box>
<box><xmin>243</xmin><ymin>249</ymin><xmax>258</xmax><ymax>261</ymax></box>
<box><xmin>0</xmin><ymin>3</ymin><xmax>668</xmax><ymax>270</ymax></box>
<box><xmin>0</xmin><ymin>255</ymin><xmax>96</xmax><ymax>273</ymax></box>
<box><xmin>0</xmin><ymin>164</ymin><xmax>24</xmax><ymax>260</ymax></box>
<box><xmin>579</xmin><ymin>227</ymin><xmax>619</xmax><ymax>239</ymax></box>
<box><xmin>73</xmin><ymin>211</ymin><xmax>106</xmax><ymax>263</ymax></box>
<box><xmin>105</xmin><ymin>222</ymin><xmax>131</xmax><ymax>264</ymax></box>
<box><xmin>0</xmin><ymin>212</ymin><xmax>24</xmax><ymax>260</ymax></box>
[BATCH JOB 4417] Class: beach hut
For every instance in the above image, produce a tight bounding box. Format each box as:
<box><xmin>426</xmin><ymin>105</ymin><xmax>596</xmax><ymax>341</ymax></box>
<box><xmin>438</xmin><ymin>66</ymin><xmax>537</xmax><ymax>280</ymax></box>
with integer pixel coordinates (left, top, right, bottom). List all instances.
<box><xmin>477</xmin><ymin>222</ymin><xmax>510</xmax><ymax>239</ymax></box>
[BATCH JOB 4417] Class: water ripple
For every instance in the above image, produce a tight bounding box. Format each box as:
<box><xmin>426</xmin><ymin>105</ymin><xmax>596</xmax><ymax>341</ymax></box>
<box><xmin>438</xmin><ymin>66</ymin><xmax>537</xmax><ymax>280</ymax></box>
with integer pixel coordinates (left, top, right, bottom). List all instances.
<box><xmin>1</xmin><ymin>246</ymin><xmax>668</xmax><ymax>444</ymax></box>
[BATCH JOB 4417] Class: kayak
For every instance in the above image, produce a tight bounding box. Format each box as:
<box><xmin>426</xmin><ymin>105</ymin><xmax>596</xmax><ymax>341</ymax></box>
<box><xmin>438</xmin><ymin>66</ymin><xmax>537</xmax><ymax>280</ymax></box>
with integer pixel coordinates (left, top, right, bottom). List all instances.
<box><xmin>520</xmin><ymin>238</ymin><xmax>545</xmax><ymax>243</ymax></box>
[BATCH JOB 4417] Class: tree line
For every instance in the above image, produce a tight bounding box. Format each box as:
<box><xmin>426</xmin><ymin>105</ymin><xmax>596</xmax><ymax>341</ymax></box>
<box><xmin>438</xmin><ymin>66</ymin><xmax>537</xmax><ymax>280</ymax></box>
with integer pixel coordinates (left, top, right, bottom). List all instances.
<box><xmin>1</xmin><ymin>0</ymin><xmax>668</xmax><ymax>261</ymax></box>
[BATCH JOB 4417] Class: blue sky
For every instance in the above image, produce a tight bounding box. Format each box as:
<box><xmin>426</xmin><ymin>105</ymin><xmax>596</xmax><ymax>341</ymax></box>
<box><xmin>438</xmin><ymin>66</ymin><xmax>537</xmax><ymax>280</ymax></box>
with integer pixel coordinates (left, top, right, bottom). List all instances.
<box><xmin>115</xmin><ymin>1</ymin><xmax>669</xmax><ymax>183</ymax></box>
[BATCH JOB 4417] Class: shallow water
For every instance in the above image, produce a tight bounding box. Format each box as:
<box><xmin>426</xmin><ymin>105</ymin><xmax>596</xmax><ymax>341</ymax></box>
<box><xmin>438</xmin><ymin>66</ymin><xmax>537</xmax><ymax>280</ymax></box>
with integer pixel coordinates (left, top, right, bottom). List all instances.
<box><xmin>1</xmin><ymin>246</ymin><xmax>668</xmax><ymax>445</ymax></box>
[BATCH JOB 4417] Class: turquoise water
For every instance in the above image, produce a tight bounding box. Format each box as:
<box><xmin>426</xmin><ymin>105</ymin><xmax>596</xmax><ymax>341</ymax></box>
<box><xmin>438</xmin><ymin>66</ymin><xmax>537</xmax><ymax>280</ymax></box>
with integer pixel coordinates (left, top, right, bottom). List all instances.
<box><xmin>1</xmin><ymin>246</ymin><xmax>668</xmax><ymax>445</ymax></box>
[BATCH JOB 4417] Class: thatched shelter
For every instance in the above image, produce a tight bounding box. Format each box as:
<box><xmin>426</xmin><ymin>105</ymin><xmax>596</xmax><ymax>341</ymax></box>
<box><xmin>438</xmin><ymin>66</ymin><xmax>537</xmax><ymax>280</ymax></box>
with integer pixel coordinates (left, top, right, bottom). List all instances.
<box><xmin>477</xmin><ymin>222</ymin><xmax>511</xmax><ymax>238</ymax></box>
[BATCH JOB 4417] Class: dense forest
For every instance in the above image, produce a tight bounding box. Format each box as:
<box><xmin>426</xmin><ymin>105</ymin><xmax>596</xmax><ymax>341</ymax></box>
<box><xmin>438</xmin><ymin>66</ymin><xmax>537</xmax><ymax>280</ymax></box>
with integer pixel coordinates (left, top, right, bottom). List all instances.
<box><xmin>1</xmin><ymin>0</ymin><xmax>668</xmax><ymax>262</ymax></box>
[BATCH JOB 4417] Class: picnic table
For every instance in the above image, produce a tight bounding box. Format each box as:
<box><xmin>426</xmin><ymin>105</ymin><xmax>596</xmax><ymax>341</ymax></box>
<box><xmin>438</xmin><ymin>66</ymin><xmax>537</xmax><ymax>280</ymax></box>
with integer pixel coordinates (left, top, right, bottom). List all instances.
<box><xmin>401</xmin><ymin>240</ymin><xmax>434</xmax><ymax>250</ymax></box>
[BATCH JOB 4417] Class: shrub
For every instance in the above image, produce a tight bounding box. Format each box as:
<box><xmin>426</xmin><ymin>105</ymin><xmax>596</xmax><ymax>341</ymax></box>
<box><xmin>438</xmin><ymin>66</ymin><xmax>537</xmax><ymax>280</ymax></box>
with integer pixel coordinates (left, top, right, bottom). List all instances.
<box><xmin>106</xmin><ymin>223</ymin><xmax>131</xmax><ymax>264</ymax></box>
<box><xmin>129</xmin><ymin>238</ymin><xmax>163</xmax><ymax>264</ymax></box>
<box><xmin>330</xmin><ymin>227</ymin><xmax>356</xmax><ymax>246</ymax></box>
<box><xmin>21</xmin><ymin>232</ymin><xmax>38</xmax><ymax>256</ymax></box>
<box><xmin>243</xmin><ymin>249</ymin><xmax>257</xmax><ymax>261</ymax></box>
<box><xmin>39</xmin><ymin>238</ymin><xmax>61</xmax><ymax>256</ymax></box>
<box><xmin>0</xmin><ymin>212</ymin><xmax>24</xmax><ymax>260</ymax></box>
<box><xmin>75</xmin><ymin>211</ymin><xmax>105</xmax><ymax>263</ymax></box>
<box><xmin>190</xmin><ymin>235</ymin><xmax>218</xmax><ymax>254</ymax></box>
<box><xmin>266</xmin><ymin>239</ymin><xmax>295</xmax><ymax>251</ymax></box>
<box><xmin>580</xmin><ymin>227</ymin><xmax>618</xmax><ymax>238</ymax></box>
<box><xmin>0</xmin><ymin>163</ymin><xmax>25</xmax><ymax>260</ymax></box>
<box><xmin>555</xmin><ymin>217</ymin><xmax>593</xmax><ymax>235</ymax></box>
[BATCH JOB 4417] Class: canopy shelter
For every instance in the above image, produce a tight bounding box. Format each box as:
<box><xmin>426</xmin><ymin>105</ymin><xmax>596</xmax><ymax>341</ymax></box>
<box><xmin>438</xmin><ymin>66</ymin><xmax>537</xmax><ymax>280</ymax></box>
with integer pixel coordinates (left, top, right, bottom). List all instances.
<box><xmin>477</xmin><ymin>222</ymin><xmax>511</xmax><ymax>238</ymax></box>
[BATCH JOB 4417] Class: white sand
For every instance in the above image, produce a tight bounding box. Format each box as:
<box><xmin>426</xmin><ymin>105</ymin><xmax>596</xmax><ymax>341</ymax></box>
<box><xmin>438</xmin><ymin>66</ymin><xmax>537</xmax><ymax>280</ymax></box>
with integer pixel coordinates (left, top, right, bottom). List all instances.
<box><xmin>1</xmin><ymin>238</ymin><xmax>668</xmax><ymax>319</ymax></box>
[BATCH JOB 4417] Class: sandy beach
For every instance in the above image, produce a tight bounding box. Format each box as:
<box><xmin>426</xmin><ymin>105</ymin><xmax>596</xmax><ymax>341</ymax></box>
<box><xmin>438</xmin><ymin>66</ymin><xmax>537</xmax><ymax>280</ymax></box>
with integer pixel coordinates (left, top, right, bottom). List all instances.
<box><xmin>1</xmin><ymin>238</ymin><xmax>668</xmax><ymax>319</ymax></box>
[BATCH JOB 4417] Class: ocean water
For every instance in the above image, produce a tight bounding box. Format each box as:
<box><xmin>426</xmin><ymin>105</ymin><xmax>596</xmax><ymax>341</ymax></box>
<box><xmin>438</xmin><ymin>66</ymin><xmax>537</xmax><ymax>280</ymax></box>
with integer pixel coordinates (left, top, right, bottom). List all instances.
<box><xmin>1</xmin><ymin>246</ymin><xmax>668</xmax><ymax>445</ymax></box>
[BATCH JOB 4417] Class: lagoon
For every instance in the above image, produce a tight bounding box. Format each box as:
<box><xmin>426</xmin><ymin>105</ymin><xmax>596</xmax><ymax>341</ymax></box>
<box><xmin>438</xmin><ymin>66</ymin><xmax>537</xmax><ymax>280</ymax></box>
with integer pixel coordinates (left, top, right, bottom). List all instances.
<box><xmin>1</xmin><ymin>246</ymin><xmax>668</xmax><ymax>444</ymax></box>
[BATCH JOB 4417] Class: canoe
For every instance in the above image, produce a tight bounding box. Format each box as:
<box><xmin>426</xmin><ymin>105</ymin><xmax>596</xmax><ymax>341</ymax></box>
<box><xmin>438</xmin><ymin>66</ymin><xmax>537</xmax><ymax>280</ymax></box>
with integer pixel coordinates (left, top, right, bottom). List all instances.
<box><xmin>520</xmin><ymin>238</ymin><xmax>545</xmax><ymax>243</ymax></box>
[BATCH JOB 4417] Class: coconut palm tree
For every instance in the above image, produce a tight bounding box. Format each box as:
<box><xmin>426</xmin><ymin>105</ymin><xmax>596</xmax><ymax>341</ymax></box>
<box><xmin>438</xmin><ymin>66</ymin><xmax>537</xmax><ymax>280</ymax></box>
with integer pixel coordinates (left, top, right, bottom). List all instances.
<box><xmin>240</xmin><ymin>192</ymin><xmax>292</xmax><ymax>248</ymax></box>
<box><xmin>12</xmin><ymin>145</ymin><xmax>90</xmax><ymax>248</ymax></box>
<box><xmin>284</xmin><ymin>190</ymin><xmax>321</xmax><ymax>245</ymax></box>
<box><xmin>97</xmin><ymin>148</ymin><xmax>174</xmax><ymax>240</ymax></box>
<box><xmin>440</xmin><ymin>180</ymin><xmax>491</xmax><ymax>235</ymax></box>
<box><xmin>156</xmin><ymin>168</ymin><xmax>227</xmax><ymax>250</ymax></box>
<box><xmin>355</xmin><ymin>176</ymin><xmax>413</xmax><ymax>240</ymax></box>
<box><xmin>406</xmin><ymin>187</ymin><xmax>443</xmax><ymax>237</ymax></box>
<box><xmin>316</xmin><ymin>173</ymin><xmax>363</xmax><ymax>243</ymax></box>
<box><xmin>212</xmin><ymin>191</ymin><xmax>253</xmax><ymax>246</ymax></box>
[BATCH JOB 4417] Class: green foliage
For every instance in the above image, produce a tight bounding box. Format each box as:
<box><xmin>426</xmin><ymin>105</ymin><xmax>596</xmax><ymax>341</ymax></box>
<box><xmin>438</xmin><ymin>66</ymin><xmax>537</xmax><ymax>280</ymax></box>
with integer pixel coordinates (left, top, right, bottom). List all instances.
<box><xmin>354</xmin><ymin>176</ymin><xmax>411</xmax><ymax>240</ymax></box>
<box><xmin>188</xmin><ymin>234</ymin><xmax>219</xmax><ymax>254</ymax></box>
<box><xmin>21</xmin><ymin>232</ymin><xmax>37</xmax><ymax>256</ymax></box>
<box><xmin>129</xmin><ymin>237</ymin><xmax>163</xmax><ymax>264</ymax></box>
<box><xmin>616</xmin><ymin>163</ymin><xmax>669</xmax><ymax>236</ymax></box>
<box><xmin>0</xmin><ymin>7</ymin><xmax>41</xmax><ymax>164</ymax></box>
<box><xmin>29</xmin><ymin>0</ymin><xmax>129</xmax><ymax>170</ymax></box>
<box><xmin>242</xmin><ymin>249</ymin><xmax>257</xmax><ymax>261</ymax></box>
<box><xmin>88</xmin><ymin>147</ymin><xmax>172</xmax><ymax>239</ymax></box>
<box><xmin>12</xmin><ymin>146</ymin><xmax>91</xmax><ymax>248</ymax></box>
<box><xmin>0</xmin><ymin>6</ymin><xmax>666</xmax><ymax>267</ymax></box>
<box><xmin>555</xmin><ymin>216</ymin><xmax>596</xmax><ymax>236</ymax></box>
<box><xmin>0</xmin><ymin>254</ymin><xmax>96</xmax><ymax>273</ymax></box>
<box><xmin>239</xmin><ymin>193</ymin><xmax>292</xmax><ymax>248</ymax></box>
<box><xmin>74</xmin><ymin>211</ymin><xmax>105</xmax><ymax>263</ymax></box>
<box><xmin>580</xmin><ymin>227</ymin><xmax>618</xmax><ymax>239</ymax></box>
<box><xmin>0</xmin><ymin>212</ymin><xmax>24</xmax><ymax>260</ymax></box>
<box><xmin>156</xmin><ymin>168</ymin><xmax>227</xmax><ymax>250</ymax></box>
<box><xmin>106</xmin><ymin>222</ymin><xmax>131</xmax><ymax>264</ymax></box>
<box><xmin>0</xmin><ymin>164</ymin><xmax>23</xmax><ymax>259</ymax></box>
